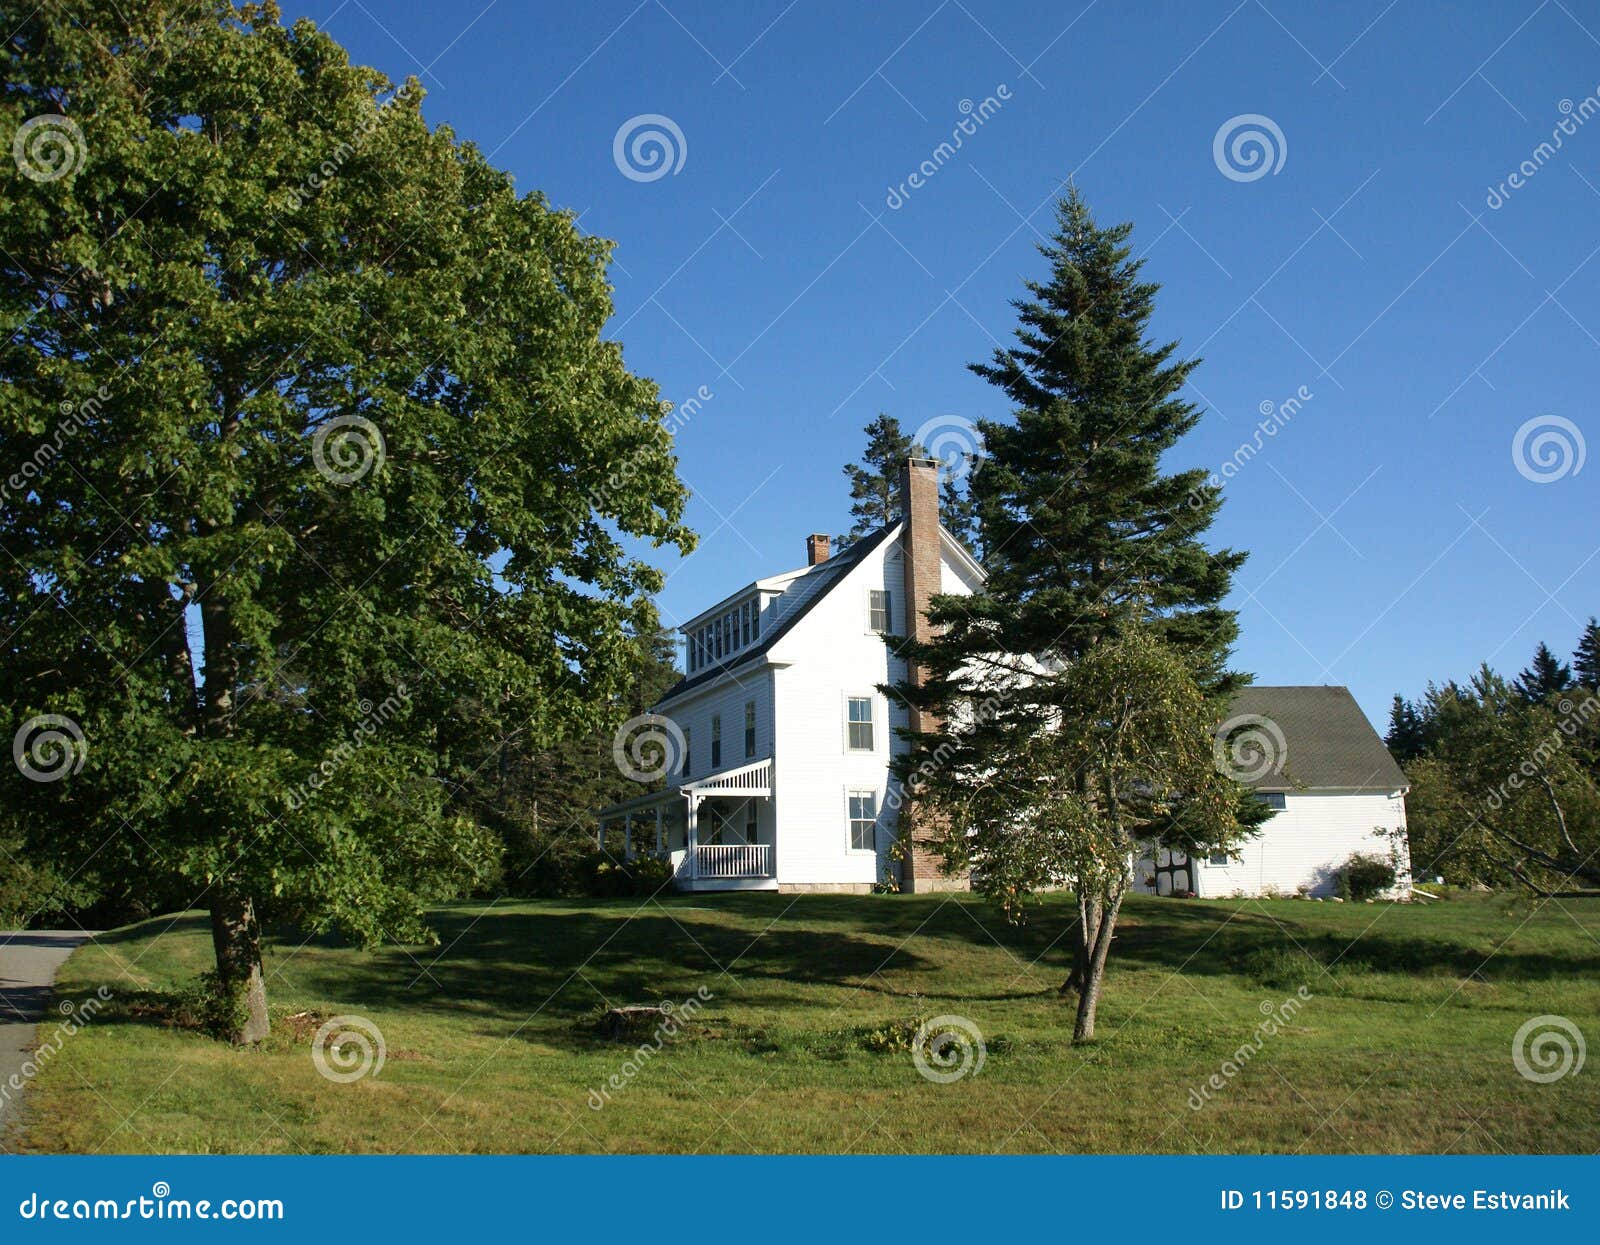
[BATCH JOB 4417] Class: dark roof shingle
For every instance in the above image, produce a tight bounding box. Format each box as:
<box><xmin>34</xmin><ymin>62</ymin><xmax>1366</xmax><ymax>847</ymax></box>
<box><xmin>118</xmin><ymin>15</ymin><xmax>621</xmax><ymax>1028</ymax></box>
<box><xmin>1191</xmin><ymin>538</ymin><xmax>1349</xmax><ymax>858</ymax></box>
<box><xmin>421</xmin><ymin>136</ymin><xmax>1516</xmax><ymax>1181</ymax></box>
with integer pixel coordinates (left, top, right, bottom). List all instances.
<box><xmin>1227</xmin><ymin>684</ymin><xmax>1406</xmax><ymax>793</ymax></box>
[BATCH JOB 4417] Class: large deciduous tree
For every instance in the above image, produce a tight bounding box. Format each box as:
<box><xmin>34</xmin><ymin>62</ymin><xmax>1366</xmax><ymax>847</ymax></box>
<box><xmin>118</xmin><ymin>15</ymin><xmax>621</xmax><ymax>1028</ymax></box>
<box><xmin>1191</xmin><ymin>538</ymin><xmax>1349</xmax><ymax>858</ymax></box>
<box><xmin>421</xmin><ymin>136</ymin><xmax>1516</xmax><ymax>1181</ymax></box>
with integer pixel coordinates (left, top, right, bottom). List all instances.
<box><xmin>0</xmin><ymin>0</ymin><xmax>691</xmax><ymax>1040</ymax></box>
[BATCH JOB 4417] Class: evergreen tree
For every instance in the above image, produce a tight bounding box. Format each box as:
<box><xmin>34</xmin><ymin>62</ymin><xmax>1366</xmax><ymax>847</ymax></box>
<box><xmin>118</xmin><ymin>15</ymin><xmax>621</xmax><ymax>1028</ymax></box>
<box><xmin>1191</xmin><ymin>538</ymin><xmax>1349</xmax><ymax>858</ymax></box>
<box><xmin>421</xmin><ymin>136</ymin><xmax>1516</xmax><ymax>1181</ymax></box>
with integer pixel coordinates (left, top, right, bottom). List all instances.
<box><xmin>1574</xmin><ymin>617</ymin><xmax>1600</xmax><ymax>690</ymax></box>
<box><xmin>840</xmin><ymin>413</ymin><xmax>981</xmax><ymax>552</ymax></box>
<box><xmin>842</xmin><ymin>414</ymin><xmax>917</xmax><ymax>541</ymax></box>
<box><xmin>1385</xmin><ymin>694</ymin><xmax>1428</xmax><ymax>763</ymax></box>
<box><xmin>891</xmin><ymin>189</ymin><xmax>1257</xmax><ymax>1014</ymax></box>
<box><xmin>1514</xmin><ymin>642</ymin><xmax>1573</xmax><ymax>703</ymax></box>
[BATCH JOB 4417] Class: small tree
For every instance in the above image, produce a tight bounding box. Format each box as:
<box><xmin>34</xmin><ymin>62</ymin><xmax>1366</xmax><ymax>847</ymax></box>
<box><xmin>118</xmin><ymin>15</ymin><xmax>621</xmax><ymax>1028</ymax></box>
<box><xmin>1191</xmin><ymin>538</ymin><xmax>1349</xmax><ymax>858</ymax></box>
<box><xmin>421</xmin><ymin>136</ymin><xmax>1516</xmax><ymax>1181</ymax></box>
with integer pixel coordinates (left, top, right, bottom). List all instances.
<box><xmin>1515</xmin><ymin>642</ymin><xmax>1574</xmax><ymax>704</ymax></box>
<box><xmin>909</xmin><ymin>630</ymin><xmax>1246</xmax><ymax>1042</ymax></box>
<box><xmin>1573</xmin><ymin>618</ymin><xmax>1600</xmax><ymax>691</ymax></box>
<box><xmin>840</xmin><ymin>413</ymin><xmax>978</xmax><ymax>548</ymax></box>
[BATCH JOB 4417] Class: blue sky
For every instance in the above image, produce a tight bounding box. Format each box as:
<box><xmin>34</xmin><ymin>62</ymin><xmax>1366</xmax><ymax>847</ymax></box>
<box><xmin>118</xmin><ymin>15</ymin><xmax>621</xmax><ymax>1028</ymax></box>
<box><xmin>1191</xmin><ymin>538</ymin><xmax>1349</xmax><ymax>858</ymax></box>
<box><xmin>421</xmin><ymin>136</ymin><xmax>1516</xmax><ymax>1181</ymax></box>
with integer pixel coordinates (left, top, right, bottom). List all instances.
<box><xmin>287</xmin><ymin>0</ymin><xmax>1600</xmax><ymax>726</ymax></box>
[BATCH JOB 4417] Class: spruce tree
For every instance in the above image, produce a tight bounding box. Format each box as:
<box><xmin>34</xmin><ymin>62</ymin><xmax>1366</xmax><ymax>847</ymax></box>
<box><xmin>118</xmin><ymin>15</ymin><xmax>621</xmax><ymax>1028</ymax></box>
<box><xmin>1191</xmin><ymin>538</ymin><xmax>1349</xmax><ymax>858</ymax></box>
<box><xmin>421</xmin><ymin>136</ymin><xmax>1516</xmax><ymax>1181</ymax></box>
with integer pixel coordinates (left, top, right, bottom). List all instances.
<box><xmin>891</xmin><ymin>188</ymin><xmax>1255</xmax><ymax>1009</ymax></box>
<box><xmin>840</xmin><ymin>413</ymin><xmax>980</xmax><ymax>551</ymax></box>
<box><xmin>1574</xmin><ymin>618</ymin><xmax>1600</xmax><ymax>690</ymax></box>
<box><xmin>1514</xmin><ymin>642</ymin><xmax>1573</xmax><ymax>703</ymax></box>
<box><xmin>1385</xmin><ymin>694</ymin><xmax>1427</xmax><ymax>763</ymax></box>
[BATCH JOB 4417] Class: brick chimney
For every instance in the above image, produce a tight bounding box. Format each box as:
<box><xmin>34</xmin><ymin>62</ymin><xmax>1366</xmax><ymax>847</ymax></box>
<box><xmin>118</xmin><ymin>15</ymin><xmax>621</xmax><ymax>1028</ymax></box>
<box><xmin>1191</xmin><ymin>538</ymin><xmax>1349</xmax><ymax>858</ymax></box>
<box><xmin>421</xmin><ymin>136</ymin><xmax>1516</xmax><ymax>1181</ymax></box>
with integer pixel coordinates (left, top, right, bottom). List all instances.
<box><xmin>806</xmin><ymin>533</ymin><xmax>830</xmax><ymax>566</ymax></box>
<box><xmin>897</xmin><ymin>456</ymin><xmax>963</xmax><ymax>893</ymax></box>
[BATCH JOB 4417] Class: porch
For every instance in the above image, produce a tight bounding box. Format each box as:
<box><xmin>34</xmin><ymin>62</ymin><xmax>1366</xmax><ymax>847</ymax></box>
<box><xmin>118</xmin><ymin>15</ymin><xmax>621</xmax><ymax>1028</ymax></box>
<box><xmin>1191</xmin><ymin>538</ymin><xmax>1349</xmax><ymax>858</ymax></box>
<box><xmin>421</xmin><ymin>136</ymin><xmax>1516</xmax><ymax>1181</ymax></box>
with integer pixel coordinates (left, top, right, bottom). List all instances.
<box><xmin>596</xmin><ymin>758</ymin><xmax>777</xmax><ymax>891</ymax></box>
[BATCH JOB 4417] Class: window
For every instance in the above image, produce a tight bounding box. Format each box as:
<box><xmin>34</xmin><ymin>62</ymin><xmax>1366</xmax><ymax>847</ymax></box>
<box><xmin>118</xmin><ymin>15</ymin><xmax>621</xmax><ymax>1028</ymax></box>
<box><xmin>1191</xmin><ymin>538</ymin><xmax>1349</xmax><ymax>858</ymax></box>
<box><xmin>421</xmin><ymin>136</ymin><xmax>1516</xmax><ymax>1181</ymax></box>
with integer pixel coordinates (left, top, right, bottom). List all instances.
<box><xmin>741</xmin><ymin>601</ymin><xmax>751</xmax><ymax>646</ymax></box>
<box><xmin>682</xmin><ymin>726</ymin><xmax>691</xmax><ymax>775</ymax></box>
<box><xmin>868</xmin><ymin>589</ymin><xmax>891</xmax><ymax>634</ymax></box>
<box><xmin>846</xmin><ymin>697</ymin><xmax>874</xmax><ymax>751</ymax></box>
<box><xmin>744</xmin><ymin>701</ymin><xmax>756</xmax><ymax>758</ymax></box>
<box><xmin>848</xmin><ymin>791</ymin><xmax>877</xmax><ymax>851</ymax></box>
<box><xmin>710</xmin><ymin>714</ymin><xmax>722</xmax><ymax>768</ymax></box>
<box><xmin>744</xmin><ymin>800</ymin><xmax>758</xmax><ymax>842</ymax></box>
<box><xmin>1208</xmin><ymin>850</ymin><xmax>1231</xmax><ymax>866</ymax></box>
<box><xmin>1256</xmin><ymin>792</ymin><xmax>1287</xmax><ymax>811</ymax></box>
<box><xmin>751</xmin><ymin>602</ymin><xmax>761</xmax><ymax>639</ymax></box>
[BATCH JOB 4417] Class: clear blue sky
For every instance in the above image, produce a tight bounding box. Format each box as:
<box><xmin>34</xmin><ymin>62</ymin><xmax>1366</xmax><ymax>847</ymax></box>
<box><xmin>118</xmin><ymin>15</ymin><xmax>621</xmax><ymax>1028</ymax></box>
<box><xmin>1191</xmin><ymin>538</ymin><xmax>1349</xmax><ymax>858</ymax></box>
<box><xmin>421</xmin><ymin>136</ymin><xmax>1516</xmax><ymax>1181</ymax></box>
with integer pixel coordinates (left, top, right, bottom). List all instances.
<box><xmin>286</xmin><ymin>0</ymin><xmax>1600</xmax><ymax>727</ymax></box>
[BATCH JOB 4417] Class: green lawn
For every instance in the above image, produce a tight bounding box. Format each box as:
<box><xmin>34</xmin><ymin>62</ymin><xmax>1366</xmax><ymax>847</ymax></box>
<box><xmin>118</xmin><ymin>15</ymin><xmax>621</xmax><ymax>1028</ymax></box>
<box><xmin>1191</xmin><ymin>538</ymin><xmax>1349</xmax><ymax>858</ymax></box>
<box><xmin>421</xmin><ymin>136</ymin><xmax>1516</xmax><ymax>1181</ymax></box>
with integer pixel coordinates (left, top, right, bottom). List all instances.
<box><xmin>12</xmin><ymin>891</ymin><xmax>1600</xmax><ymax>1154</ymax></box>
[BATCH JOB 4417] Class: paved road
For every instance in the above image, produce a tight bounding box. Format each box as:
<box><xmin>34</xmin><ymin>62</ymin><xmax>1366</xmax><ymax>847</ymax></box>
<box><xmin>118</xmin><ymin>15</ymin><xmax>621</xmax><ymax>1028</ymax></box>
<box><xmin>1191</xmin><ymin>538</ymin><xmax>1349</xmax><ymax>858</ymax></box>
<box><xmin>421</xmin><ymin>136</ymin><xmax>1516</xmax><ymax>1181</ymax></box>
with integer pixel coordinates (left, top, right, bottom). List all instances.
<box><xmin>0</xmin><ymin>930</ymin><xmax>94</xmax><ymax>1135</ymax></box>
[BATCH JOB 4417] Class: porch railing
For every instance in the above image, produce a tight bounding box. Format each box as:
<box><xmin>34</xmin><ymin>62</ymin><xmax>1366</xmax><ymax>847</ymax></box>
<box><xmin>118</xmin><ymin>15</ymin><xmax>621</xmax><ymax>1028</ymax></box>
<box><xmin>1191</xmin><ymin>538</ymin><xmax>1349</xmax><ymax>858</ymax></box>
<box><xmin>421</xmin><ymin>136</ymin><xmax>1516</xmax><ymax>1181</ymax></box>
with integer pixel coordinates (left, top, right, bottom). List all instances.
<box><xmin>693</xmin><ymin>843</ymin><xmax>773</xmax><ymax>879</ymax></box>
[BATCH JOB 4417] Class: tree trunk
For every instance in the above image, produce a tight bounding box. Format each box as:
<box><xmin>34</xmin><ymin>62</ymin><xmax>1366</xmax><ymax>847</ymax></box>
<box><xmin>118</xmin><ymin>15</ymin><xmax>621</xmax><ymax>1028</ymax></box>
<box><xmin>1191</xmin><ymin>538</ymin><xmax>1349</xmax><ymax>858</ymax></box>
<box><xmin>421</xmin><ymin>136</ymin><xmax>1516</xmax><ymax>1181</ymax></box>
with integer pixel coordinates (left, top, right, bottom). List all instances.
<box><xmin>210</xmin><ymin>894</ymin><xmax>270</xmax><ymax>1044</ymax></box>
<box><xmin>1059</xmin><ymin>889</ymin><xmax>1095</xmax><ymax>997</ymax></box>
<box><xmin>1072</xmin><ymin>888</ymin><xmax>1124</xmax><ymax>1043</ymax></box>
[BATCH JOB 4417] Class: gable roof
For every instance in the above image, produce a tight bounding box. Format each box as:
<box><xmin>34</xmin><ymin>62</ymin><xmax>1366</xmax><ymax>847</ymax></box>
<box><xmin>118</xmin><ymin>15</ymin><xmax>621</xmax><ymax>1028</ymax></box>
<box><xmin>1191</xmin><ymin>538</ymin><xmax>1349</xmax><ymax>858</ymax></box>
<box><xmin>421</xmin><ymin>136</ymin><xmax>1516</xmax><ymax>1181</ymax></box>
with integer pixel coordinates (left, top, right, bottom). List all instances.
<box><xmin>1229</xmin><ymin>685</ymin><xmax>1406</xmax><ymax>793</ymax></box>
<box><xmin>654</xmin><ymin>524</ymin><xmax>898</xmax><ymax>707</ymax></box>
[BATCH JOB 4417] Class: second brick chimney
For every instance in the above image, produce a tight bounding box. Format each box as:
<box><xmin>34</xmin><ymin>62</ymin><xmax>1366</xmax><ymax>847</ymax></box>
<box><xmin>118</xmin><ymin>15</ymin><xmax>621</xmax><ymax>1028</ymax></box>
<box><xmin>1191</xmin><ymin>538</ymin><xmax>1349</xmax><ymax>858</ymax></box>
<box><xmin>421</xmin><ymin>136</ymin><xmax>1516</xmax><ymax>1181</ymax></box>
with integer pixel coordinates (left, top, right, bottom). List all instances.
<box><xmin>806</xmin><ymin>533</ymin><xmax>831</xmax><ymax>566</ymax></box>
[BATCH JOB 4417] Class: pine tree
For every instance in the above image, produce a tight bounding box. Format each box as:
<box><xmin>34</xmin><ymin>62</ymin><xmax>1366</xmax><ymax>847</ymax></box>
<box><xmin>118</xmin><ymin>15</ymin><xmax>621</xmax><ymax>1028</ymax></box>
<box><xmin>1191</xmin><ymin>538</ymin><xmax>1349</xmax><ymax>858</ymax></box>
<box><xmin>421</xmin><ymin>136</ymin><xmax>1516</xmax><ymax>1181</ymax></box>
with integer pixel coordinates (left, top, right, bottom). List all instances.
<box><xmin>1574</xmin><ymin>617</ymin><xmax>1600</xmax><ymax>690</ymax></box>
<box><xmin>917</xmin><ymin>186</ymin><xmax>1247</xmax><ymax>691</ymax></box>
<box><xmin>1514</xmin><ymin>642</ymin><xmax>1573</xmax><ymax>703</ymax></box>
<box><xmin>890</xmin><ymin>189</ymin><xmax>1255</xmax><ymax>1024</ymax></box>
<box><xmin>842</xmin><ymin>414</ymin><xmax>917</xmax><ymax>541</ymax></box>
<box><xmin>840</xmin><ymin>413</ymin><xmax>981</xmax><ymax>551</ymax></box>
<box><xmin>1385</xmin><ymin>694</ymin><xmax>1427</xmax><ymax>763</ymax></box>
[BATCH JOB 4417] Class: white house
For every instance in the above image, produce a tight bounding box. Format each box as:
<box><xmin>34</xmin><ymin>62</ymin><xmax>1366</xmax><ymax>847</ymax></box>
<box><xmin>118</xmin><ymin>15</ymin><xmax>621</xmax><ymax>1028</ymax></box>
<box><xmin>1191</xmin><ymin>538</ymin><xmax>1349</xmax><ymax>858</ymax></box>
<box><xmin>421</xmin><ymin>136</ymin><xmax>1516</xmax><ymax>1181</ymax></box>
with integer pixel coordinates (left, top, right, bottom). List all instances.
<box><xmin>598</xmin><ymin>460</ymin><xmax>1411</xmax><ymax>899</ymax></box>
<box><xmin>1138</xmin><ymin>685</ymin><xmax>1412</xmax><ymax>899</ymax></box>
<box><xmin>597</xmin><ymin>458</ymin><xmax>979</xmax><ymax>892</ymax></box>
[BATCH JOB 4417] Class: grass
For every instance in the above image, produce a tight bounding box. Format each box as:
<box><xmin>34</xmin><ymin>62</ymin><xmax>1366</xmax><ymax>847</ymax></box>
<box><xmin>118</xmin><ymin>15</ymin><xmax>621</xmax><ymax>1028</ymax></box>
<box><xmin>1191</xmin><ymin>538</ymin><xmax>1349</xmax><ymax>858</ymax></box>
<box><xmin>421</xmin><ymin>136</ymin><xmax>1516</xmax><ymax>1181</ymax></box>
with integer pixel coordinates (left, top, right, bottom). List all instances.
<box><xmin>11</xmin><ymin>891</ymin><xmax>1600</xmax><ymax>1154</ymax></box>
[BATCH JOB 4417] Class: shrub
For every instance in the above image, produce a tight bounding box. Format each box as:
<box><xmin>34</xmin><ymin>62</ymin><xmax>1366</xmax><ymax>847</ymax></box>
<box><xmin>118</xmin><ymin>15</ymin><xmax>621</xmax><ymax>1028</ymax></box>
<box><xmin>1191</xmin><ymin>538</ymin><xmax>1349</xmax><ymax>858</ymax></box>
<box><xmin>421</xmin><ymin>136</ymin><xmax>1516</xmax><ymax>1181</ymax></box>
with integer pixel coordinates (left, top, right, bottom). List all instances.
<box><xmin>1337</xmin><ymin>851</ymin><xmax>1397</xmax><ymax>901</ymax></box>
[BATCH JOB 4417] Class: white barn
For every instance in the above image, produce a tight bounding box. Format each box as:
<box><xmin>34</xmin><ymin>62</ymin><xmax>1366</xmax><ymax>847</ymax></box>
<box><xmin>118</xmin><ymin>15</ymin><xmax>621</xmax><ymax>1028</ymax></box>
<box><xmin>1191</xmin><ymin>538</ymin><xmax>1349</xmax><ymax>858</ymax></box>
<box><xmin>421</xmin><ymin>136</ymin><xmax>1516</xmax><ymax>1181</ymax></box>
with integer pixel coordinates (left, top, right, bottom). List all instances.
<box><xmin>598</xmin><ymin>460</ymin><xmax>1411</xmax><ymax>899</ymax></box>
<box><xmin>1138</xmin><ymin>685</ymin><xmax>1412</xmax><ymax>899</ymax></box>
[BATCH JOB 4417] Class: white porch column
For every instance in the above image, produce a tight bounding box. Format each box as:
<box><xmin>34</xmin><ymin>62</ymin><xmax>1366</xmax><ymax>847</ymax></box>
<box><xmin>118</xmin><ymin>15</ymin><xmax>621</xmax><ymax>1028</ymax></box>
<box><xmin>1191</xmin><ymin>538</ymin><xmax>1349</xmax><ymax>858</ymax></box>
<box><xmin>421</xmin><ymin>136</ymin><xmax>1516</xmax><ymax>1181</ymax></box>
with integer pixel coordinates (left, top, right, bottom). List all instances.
<box><xmin>685</xmin><ymin>793</ymin><xmax>700</xmax><ymax>880</ymax></box>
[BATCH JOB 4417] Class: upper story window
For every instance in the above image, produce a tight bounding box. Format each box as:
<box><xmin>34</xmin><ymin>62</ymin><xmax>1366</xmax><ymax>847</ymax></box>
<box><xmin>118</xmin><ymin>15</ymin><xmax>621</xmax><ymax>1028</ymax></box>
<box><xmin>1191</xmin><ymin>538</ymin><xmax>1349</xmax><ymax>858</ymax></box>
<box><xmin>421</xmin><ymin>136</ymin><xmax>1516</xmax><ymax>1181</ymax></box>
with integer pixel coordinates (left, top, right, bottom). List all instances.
<box><xmin>869</xmin><ymin>589</ymin><xmax>891</xmax><ymax>634</ymax></box>
<box><xmin>710</xmin><ymin>714</ymin><xmax>722</xmax><ymax>768</ymax></box>
<box><xmin>1256</xmin><ymin>792</ymin><xmax>1287</xmax><ymax>811</ymax></box>
<box><xmin>744</xmin><ymin>701</ymin><xmax>756</xmax><ymax>758</ymax></box>
<box><xmin>685</xmin><ymin>595</ymin><xmax>762</xmax><ymax>677</ymax></box>
<box><xmin>846</xmin><ymin>696</ymin><xmax>874</xmax><ymax>751</ymax></box>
